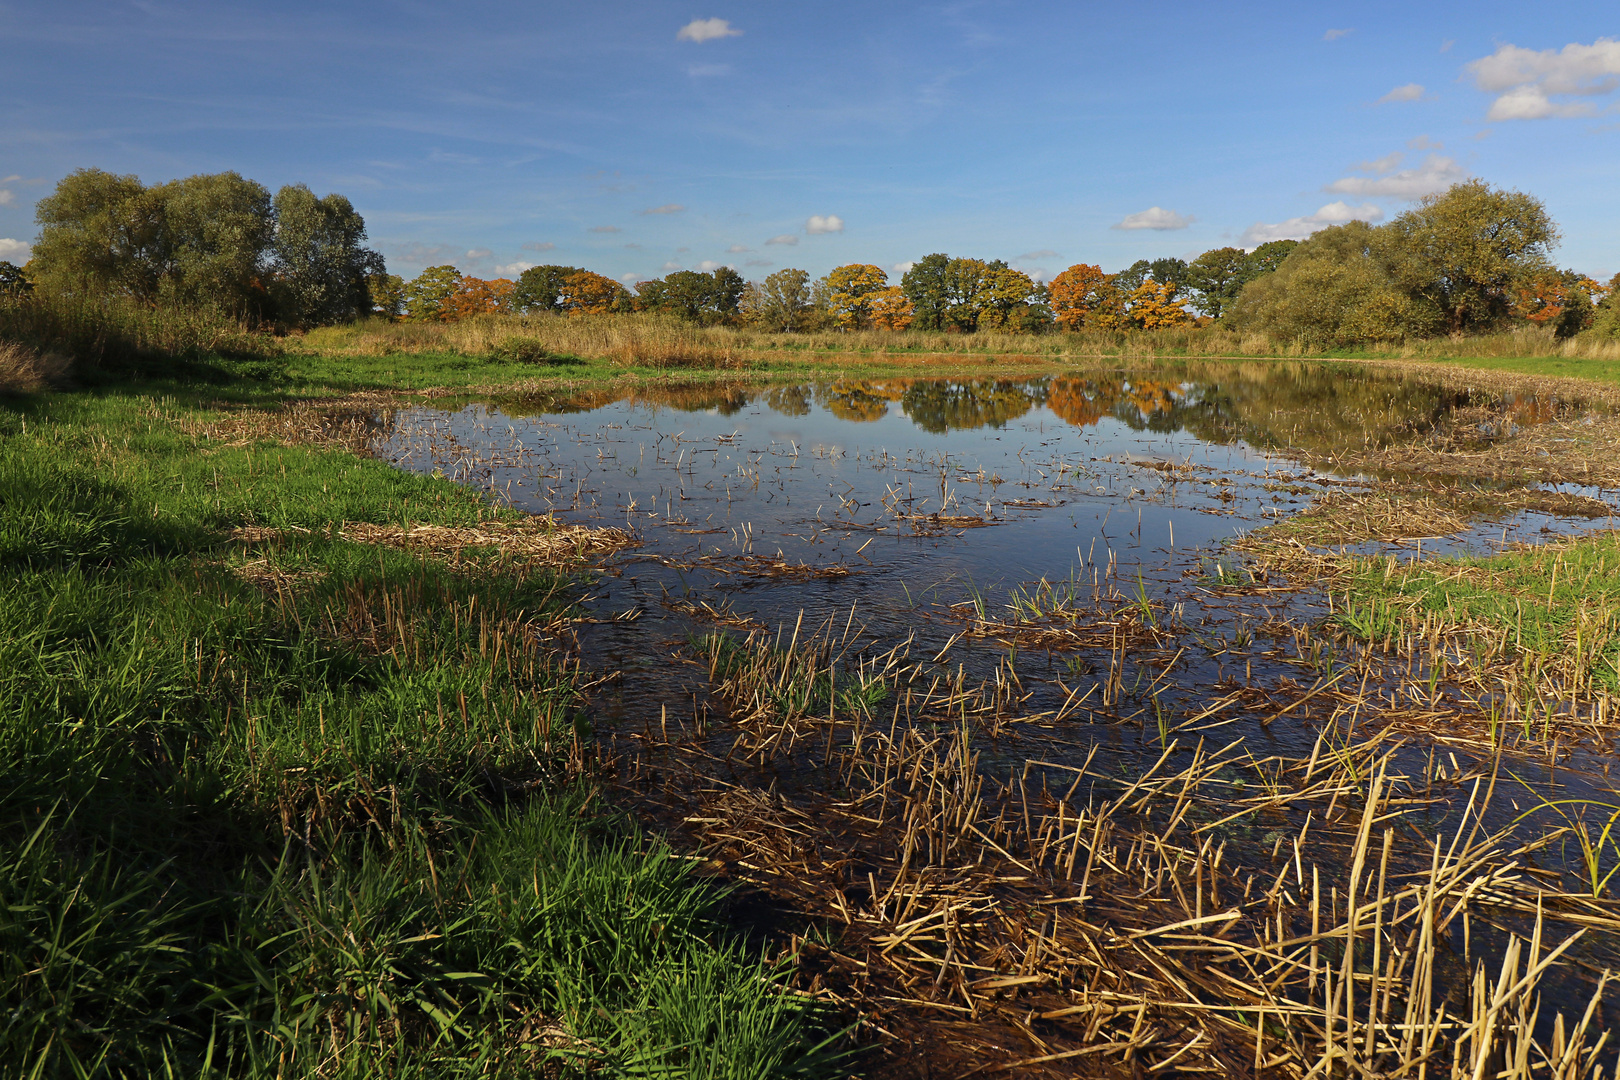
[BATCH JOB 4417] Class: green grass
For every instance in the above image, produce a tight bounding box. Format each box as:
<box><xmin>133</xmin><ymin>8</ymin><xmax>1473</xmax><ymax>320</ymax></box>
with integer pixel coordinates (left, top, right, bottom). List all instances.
<box><xmin>0</xmin><ymin>389</ymin><xmax>849</xmax><ymax>1078</ymax></box>
<box><xmin>1336</xmin><ymin>534</ymin><xmax>1620</xmax><ymax>696</ymax></box>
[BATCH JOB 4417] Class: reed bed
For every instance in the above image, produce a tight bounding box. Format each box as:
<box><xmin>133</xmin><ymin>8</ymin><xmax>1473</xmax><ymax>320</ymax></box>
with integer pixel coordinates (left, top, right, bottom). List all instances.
<box><xmin>295</xmin><ymin>314</ymin><xmax>1620</xmax><ymax>370</ymax></box>
<box><xmin>612</xmin><ymin>612</ymin><xmax>1620</xmax><ymax>1077</ymax></box>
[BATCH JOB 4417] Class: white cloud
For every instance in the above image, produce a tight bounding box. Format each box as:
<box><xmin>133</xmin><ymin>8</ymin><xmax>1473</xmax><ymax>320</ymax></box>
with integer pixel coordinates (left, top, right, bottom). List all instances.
<box><xmin>494</xmin><ymin>261</ymin><xmax>534</xmax><ymax>277</ymax></box>
<box><xmin>640</xmin><ymin>203</ymin><xmax>685</xmax><ymax>215</ymax></box>
<box><xmin>1</xmin><ymin>175</ymin><xmax>18</xmax><ymax>183</ymax></box>
<box><xmin>1324</xmin><ymin>28</ymin><xmax>1353</xmax><ymax>41</ymax></box>
<box><xmin>892</xmin><ymin>261</ymin><xmax>916</xmax><ymax>275</ymax></box>
<box><xmin>726</xmin><ymin>244</ymin><xmax>752</xmax><ymax>253</ymax></box>
<box><xmin>1325</xmin><ymin>152</ymin><xmax>1465</xmax><ymax>198</ymax></box>
<box><xmin>1112</xmin><ymin>206</ymin><xmax>1193</xmax><ymax>231</ymax></box>
<box><xmin>1377</xmin><ymin>83</ymin><xmax>1427</xmax><ymax>103</ymax></box>
<box><xmin>1016</xmin><ymin>249</ymin><xmax>1059</xmax><ymax>261</ymax></box>
<box><xmin>661</xmin><ymin>261</ymin><xmax>683</xmax><ymax>272</ymax></box>
<box><xmin>0</xmin><ymin>190</ymin><xmax>13</xmax><ymax>206</ymax></box>
<box><xmin>1240</xmin><ymin>201</ymin><xmax>1385</xmax><ymax>246</ymax></box>
<box><xmin>0</xmin><ymin>238</ymin><xmax>30</xmax><ymax>263</ymax></box>
<box><xmin>806</xmin><ymin>214</ymin><xmax>844</xmax><ymax>235</ymax></box>
<box><xmin>677</xmin><ymin>18</ymin><xmax>741</xmax><ymax>43</ymax></box>
<box><xmin>1467</xmin><ymin>38</ymin><xmax>1620</xmax><ymax>121</ymax></box>
<box><xmin>589</xmin><ymin>225</ymin><xmax>621</xmax><ymax>233</ymax></box>
<box><xmin>621</xmin><ymin>272</ymin><xmax>643</xmax><ymax>284</ymax></box>
<box><xmin>765</xmin><ymin>234</ymin><xmax>798</xmax><ymax>246</ymax></box>
<box><xmin>465</xmin><ymin>248</ymin><xmax>492</xmax><ymax>260</ymax></box>
<box><xmin>697</xmin><ymin>259</ymin><xmax>731</xmax><ymax>272</ymax></box>
<box><xmin>521</xmin><ymin>241</ymin><xmax>555</xmax><ymax>252</ymax></box>
<box><xmin>1353</xmin><ymin>151</ymin><xmax>1404</xmax><ymax>173</ymax></box>
<box><xmin>1407</xmin><ymin>135</ymin><xmax>1443</xmax><ymax>150</ymax></box>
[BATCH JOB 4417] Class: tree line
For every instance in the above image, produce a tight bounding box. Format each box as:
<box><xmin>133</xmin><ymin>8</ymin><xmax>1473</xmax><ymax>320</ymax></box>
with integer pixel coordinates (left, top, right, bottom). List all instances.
<box><xmin>7</xmin><ymin>170</ymin><xmax>1617</xmax><ymax>343</ymax></box>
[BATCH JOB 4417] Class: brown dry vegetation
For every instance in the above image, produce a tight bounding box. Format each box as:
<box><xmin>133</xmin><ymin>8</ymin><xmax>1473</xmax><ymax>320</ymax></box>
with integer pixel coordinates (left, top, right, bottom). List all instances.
<box><xmin>296</xmin><ymin>313</ymin><xmax>1620</xmax><ymax>368</ymax></box>
<box><xmin>0</xmin><ymin>340</ymin><xmax>72</xmax><ymax>392</ymax></box>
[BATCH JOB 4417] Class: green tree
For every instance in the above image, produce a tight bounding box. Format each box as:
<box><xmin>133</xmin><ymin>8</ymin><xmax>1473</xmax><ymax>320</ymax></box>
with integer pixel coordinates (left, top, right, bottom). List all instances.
<box><xmin>753</xmin><ymin>268</ymin><xmax>813</xmax><ymax>331</ymax></box>
<box><xmin>31</xmin><ymin>168</ymin><xmax>167</xmax><ymax>301</ymax></box>
<box><xmin>1380</xmin><ymin>179</ymin><xmax>1558</xmax><ymax>336</ymax></box>
<box><xmin>1186</xmin><ymin>247</ymin><xmax>1250</xmax><ymax>319</ymax></box>
<box><xmin>900</xmin><ymin>254</ymin><xmax>953</xmax><ymax>330</ymax></box>
<box><xmin>403</xmin><ymin>265</ymin><xmax>463</xmax><ymax>322</ymax></box>
<box><xmin>367</xmin><ymin>273</ymin><xmax>405</xmax><ymax>320</ymax></box>
<box><xmin>268</xmin><ymin>185</ymin><xmax>382</xmax><ymax>327</ymax></box>
<box><xmin>978</xmin><ymin>265</ymin><xmax>1046</xmax><ymax>331</ymax></box>
<box><xmin>1246</xmin><ymin>239</ymin><xmax>1298</xmax><ymax>276</ymax></box>
<box><xmin>511</xmin><ymin>265</ymin><xmax>582</xmax><ymax>314</ymax></box>
<box><xmin>1230</xmin><ymin>221</ymin><xmax>1438</xmax><ymax>347</ymax></box>
<box><xmin>710</xmin><ymin>266</ymin><xmax>746</xmax><ymax>315</ymax></box>
<box><xmin>155</xmin><ymin>172</ymin><xmax>275</xmax><ymax>314</ymax></box>
<box><xmin>0</xmin><ymin>261</ymin><xmax>33</xmax><ymax>298</ymax></box>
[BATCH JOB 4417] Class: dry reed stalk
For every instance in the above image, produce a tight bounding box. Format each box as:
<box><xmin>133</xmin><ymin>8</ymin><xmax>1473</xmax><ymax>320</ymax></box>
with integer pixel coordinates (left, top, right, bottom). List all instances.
<box><xmin>615</xmin><ymin>616</ymin><xmax>1620</xmax><ymax>1078</ymax></box>
<box><xmin>0</xmin><ymin>340</ymin><xmax>72</xmax><ymax>392</ymax></box>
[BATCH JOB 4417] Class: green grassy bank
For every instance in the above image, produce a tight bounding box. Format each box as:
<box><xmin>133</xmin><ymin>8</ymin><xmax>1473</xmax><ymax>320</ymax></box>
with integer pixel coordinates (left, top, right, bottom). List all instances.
<box><xmin>0</xmin><ymin>385</ymin><xmax>844</xmax><ymax>1077</ymax></box>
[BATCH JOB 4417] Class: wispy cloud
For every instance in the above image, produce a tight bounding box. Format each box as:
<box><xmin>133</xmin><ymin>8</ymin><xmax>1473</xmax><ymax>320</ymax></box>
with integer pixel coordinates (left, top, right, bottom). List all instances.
<box><xmin>660</xmin><ymin>260</ymin><xmax>683</xmax><ymax>272</ymax></box>
<box><xmin>521</xmin><ymin>240</ymin><xmax>555</xmax><ymax>252</ymax></box>
<box><xmin>1113</xmin><ymin>206</ymin><xmax>1193</xmax><ymax>231</ymax></box>
<box><xmin>1240</xmin><ymin>201</ymin><xmax>1384</xmax><ymax>246</ymax></box>
<box><xmin>806</xmin><ymin>214</ymin><xmax>844</xmax><ymax>234</ymax></box>
<box><xmin>1015</xmin><ymin>249</ymin><xmax>1059</xmax><ymax>261</ymax></box>
<box><xmin>1325</xmin><ymin>152</ymin><xmax>1464</xmax><ymax>198</ymax></box>
<box><xmin>1467</xmin><ymin>38</ymin><xmax>1620</xmax><ymax>121</ymax></box>
<box><xmin>589</xmin><ymin>225</ymin><xmax>621</xmax><ymax>233</ymax></box>
<box><xmin>465</xmin><ymin>248</ymin><xmax>492</xmax><ymax>260</ymax></box>
<box><xmin>726</xmin><ymin>244</ymin><xmax>752</xmax><ymax>253</ymax></box>
<box><xmin>1407</xmin><ymin>135</ymin><xmax>1443</xmax><ymax>150</ymax></box>
<box><xmin>686</xmin><ymin>63</ymin><xmax>730</xmax><ymax>77</ymax></box>
<box><xmin>0</xmin><ymin>190</ymin><xmax>13</xmax><ymax>206</ymax></box>
<box><xmin>765</xmin><ymin>234</ymin><xmax>798</xmax><ymax>246</ymax></box>
<box><xmin>1377</xmin><ymin>83</ymin><xmax>1428</xmax><ymax>104</ymax></box>
<box><xmin>640</xmin><ymin>203</ymin><xmax>685</xmax><ymax>215</ymax></box>
<box><xmin>677</xmin><ymin>18</ymin><xmax>741</xmax><ymax>44</ymax></box>
<box><xmin>744</xmin><ymin>258</ymin><xmax>772</xmax><ymax>267</ymax></box>
<box><xmin>384</xmin><ymin>241</ymin><xmax>458</xmax><ymax>268</ymax></box>
<box><xmin>1323</xmin><ymin>28</ymin><xmax>1353</xmax><ymax>41</ymax></box>
<box><xmin>494</xmin><ymin>261</ymin><xmax>533</xmax><ymax>277</ymax></box>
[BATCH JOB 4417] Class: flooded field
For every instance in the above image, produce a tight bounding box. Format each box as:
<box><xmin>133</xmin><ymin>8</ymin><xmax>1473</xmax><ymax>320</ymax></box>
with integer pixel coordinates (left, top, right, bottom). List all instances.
<box><xmin>376</xmin><ymin>364</ymin><xmax>1620</xmax><ymax>1076</ymax></box>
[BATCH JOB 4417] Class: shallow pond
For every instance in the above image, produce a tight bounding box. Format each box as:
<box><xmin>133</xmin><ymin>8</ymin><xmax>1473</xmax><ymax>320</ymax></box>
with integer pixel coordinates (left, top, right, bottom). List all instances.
<box><xmin>374</xmin><ymin>363</ymin><xmax>1620</xmax><ymax>1041</ymax></box>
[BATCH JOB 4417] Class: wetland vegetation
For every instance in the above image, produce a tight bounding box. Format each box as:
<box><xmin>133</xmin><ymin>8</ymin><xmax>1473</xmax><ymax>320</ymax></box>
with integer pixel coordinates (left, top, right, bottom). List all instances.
<box><xmin>8</xmin><ymin>168</ymin><xmax>1620</xmax><ymax>1078</ymax></box>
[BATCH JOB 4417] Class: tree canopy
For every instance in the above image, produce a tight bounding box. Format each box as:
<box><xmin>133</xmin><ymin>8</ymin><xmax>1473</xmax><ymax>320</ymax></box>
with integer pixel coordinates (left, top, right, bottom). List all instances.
<box><xmin>28</xmin><ymin>168</ymin><xmax>382</xmax><ymax>327</ymax></box>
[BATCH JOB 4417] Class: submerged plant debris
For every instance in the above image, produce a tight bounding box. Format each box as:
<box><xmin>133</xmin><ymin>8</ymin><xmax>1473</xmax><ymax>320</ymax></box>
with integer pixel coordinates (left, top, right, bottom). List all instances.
<box><xmin>377</xmin><ymin>363</ymin><xmax>1620</xmax><ymax>1076</ymax></box>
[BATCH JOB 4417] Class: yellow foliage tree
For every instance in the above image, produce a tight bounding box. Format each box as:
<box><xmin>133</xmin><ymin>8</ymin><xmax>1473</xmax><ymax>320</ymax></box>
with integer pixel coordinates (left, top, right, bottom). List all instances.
<box><xmin>443</xmin><ymin>276</ymin><xmax>515</xmax><ymax>320</ymax></box>
<box><xmin>1126</xmin><ymin>280</ymin><xmax>1191</xmax><ymax>329</ymax></box>
<box><xmin>560</xmin><ymin>270</ymin><xmax>625</xmax><ymax>315</ymax></box>
<box><xmin>819</xmin><ymin>264</ymin><xmax>889</xmax><ymax>329</ymax></box>
<box><xmin>868</xmin><ymin>286</ymin><xmax>915</xmax><ymax>330</ymax></box>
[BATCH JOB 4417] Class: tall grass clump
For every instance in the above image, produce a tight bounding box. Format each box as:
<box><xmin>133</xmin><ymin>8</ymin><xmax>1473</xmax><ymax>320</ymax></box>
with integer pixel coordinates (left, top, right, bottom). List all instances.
<box><xmin>0</xmin><ymin>291</ymin><xmax>281</xmax><ymax>382</ymax></box>
<box><xmin>0</xmin><ymin>389</ymin><xmax>847</xmax><ymax>1078</ymax></box>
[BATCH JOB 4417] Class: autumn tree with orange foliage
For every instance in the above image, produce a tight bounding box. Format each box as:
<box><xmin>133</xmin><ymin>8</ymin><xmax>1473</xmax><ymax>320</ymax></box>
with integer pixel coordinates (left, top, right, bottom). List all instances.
<box><xmin>1126</xmin><ymin>280</ymin><xmax>1191</xmax><ymax>329</ymax></box>
<box><xmin>560</xmin><ymin>270</ymin><xmax>629</xmax><ymax>315</ymax></box>
<box><xmin>868</xmin><ymin>286</ymin><xmax>915</xmax><ymax>330</ymax></box>
<box><xmin>1048</xmin><ymin>264</ymin><xmax>1127</xmax><ymax>329</ymax></box>
<box><xmin>442</xmin><ymin>276</ymin><xmax>515</xmax><ymax>320</ymax></box>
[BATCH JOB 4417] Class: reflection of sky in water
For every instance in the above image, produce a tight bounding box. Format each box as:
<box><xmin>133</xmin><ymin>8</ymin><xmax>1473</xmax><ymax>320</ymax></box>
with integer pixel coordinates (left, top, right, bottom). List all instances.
<box><xmin>372</xmin><ymin>372</ymin><xmax>1620</xmax><ymax>1000</ymax></box>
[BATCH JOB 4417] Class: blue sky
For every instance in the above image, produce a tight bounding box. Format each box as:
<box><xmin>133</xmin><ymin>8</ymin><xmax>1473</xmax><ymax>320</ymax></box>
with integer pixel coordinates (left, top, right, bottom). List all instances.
<box><xmin>2</xmin><ymin>1</ymin><xmax>1617</xmax><ymax>285</ymax></box>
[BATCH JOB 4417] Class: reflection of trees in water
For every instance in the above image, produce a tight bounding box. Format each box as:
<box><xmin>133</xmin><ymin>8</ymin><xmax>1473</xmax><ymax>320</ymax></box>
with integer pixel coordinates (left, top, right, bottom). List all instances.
<box><xmin>1121</xmin><ymin>362</ymin><xmax>1474</xmax><ymax>453</ymax></box>
<box><xmin>483</xmin><ymin>364</ymin><xmax>1553</xmax><ymax>448</ymax></box>
<box><xmin>765</xmin><ymin>385</ymin><xmax>811</xmax><ymax>417</ymax></box>
<box><xmin>1045</xmin><ymin>377</ymin><xmax>1182</xmax><ymax>430</ymax></box>
<box><xmin>900</xmin><ymin>379</ymin><xmax>1040</xmax><ymax>433</ymax></box>
<box><xmin>814</xmin><ymin>378</ymin><xmax>1046</xmax><ymax>432</ymax></box>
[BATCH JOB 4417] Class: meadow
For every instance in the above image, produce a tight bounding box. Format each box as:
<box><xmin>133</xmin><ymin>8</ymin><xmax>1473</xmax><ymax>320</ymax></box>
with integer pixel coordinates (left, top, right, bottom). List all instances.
<box><xmin>7</xmin><ymin>297</ymin><xmax>1620</xmax><ymax>1076</ymax></box>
